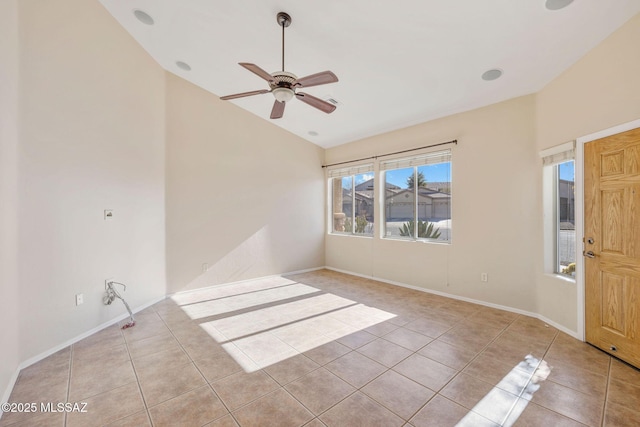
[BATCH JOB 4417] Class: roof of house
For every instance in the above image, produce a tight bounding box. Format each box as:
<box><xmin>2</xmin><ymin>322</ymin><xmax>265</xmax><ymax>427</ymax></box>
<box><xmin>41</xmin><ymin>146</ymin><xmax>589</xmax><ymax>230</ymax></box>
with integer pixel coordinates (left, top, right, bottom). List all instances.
<box><xmin>355</xmin><ymin>179</ymin><xmax>400</xmax><ymax>191</ymax></box>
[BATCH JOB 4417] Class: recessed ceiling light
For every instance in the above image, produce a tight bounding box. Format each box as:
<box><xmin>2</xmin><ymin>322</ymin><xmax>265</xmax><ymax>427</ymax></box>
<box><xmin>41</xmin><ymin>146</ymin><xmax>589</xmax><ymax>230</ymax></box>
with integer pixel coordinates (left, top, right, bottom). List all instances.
<box><xmin>545</xmin><ymin>0</ymin><xmax>574</xmax><ymax>11</ymax></box>
<box><xmin>308</xmin><ymin>131</ymin><xmax>319</xmax><ymax>137</ymax></box>
<box><xmin>133</xmin><ymin>9</ymin><xmax>154</xmax><ymax>25</ymax></box>
<box><xmin>481</xmin><ymin>69</ymin><xmax>503</xmax><ymax>81</ymax></box>
<box><xmin>176</xmin><ymin>61</ymin><xmax>191</xmax><ymax>71</ymax></box>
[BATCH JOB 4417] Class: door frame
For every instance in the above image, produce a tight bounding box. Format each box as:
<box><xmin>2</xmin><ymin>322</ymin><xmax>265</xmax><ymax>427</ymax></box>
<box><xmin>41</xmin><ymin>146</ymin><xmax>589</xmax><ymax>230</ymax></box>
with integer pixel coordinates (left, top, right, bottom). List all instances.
<box><xmin>575</xmin><ymin>118</ymin><xmax>640</xmax><ymax>342</ymax></box>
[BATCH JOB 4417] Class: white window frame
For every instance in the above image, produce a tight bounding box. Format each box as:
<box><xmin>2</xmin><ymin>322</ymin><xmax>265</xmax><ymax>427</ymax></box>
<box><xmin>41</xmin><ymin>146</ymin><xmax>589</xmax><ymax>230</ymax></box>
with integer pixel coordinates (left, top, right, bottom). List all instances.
<box><xmin>380</xmin><ymin>149</ymin><xmax>452</xmax><ymax>243</ymax></box>
<box><xmin>327</xmin><ymin>163</ymin><xmax>374</xmax><ymax>237</ymax></box>
<box><xmin>541</xmin><ymin>141</ymin><xmax>576</xmax><ymax>279</ymax></box>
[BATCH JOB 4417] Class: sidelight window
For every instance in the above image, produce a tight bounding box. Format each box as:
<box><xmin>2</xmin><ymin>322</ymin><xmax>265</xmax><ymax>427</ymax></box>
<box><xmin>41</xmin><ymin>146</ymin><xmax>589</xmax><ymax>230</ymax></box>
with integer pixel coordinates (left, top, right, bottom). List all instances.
<box><xmin>541</xmin><ymin>141</ymin><xmax>576</xmax><ymax>277</ymax></box>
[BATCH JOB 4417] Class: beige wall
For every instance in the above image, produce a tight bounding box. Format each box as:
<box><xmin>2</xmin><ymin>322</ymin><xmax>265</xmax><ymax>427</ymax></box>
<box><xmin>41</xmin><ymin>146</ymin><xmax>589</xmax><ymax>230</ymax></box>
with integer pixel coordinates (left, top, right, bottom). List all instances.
<box><xmin>326</xmin><ymin>13</ymin><xmax>640</xmax><ymax>334</ymax></box>
<box><xmin>326</xmin><ymin>95</ymin><xmax>539</xmax><ymax>313</ymax></box>
<box><xmin>534</xmin><ymin>13</ymin><xmax>640</xmax><ymax>330</ymax></box>
<box><xmin>536</xmin><ymin>13</ymin><xmax>640</xmax><ymax>150</ymax></box>
<box><xmin>165</xmin><ymin>74</ymin><xmax>325</xmax><ymax>293</ymax></box>
<box><xmin>14</xmin><ymin>0</ymin><xmax>167</xmax><ymax>363</ymax></box>
<box><xmin>0</xmin><ymin>0</ymin><xmax>21</xmax><ymax>404</ymax></box>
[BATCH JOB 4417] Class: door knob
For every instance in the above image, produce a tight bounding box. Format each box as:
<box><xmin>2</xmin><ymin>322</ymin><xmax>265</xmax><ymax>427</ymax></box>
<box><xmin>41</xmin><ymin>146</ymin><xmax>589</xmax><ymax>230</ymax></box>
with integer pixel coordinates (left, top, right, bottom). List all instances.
<box><xmin>583</xmin><ymin>250</ymin><xmax>596</xmax><ymax>258</ymax></box>
<box><xmin>587</xmin><ymin>237</ymin><xmax>595</xmax><ymax>245</ymax></box>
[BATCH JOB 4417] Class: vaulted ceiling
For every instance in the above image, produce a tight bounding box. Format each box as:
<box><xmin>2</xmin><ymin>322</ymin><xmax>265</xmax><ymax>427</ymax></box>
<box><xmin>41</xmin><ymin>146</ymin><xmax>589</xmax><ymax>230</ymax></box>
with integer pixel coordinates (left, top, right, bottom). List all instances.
<box><xmin>99</xmin><ymin>0</ymin><xmax>640</xmax><ymax>148</ymax></box>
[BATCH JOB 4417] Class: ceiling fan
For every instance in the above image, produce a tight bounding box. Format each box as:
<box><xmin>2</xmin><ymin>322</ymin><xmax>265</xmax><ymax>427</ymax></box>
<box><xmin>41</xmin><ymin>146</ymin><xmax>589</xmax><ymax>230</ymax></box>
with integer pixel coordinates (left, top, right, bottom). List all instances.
<box><xmin>220</xmin><ymin>12</ymin><xmax>339</xmax><ymax>119</ymax></box>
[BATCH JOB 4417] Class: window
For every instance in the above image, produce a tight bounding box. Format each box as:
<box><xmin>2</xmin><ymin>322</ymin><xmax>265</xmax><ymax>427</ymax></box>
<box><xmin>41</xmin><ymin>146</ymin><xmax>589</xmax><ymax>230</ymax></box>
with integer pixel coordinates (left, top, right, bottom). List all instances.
<box><xmin>541</xmin><ymin>141</ymin><xmax>575</xmax><ymax>277</ymax></box>
<box><xmin>556</xmin><ymin>160</ymin><xmax>575</xmax><ymax>275</ymax></box>
<box><xmin>381</xmin><ymin>150</ymin><xmax>451</xmax><ymax>242</ymax></box>
<box><xmin>328</xmin><ymin>164</ymin><xmax>374</xmax><ymax>236</ymax></box>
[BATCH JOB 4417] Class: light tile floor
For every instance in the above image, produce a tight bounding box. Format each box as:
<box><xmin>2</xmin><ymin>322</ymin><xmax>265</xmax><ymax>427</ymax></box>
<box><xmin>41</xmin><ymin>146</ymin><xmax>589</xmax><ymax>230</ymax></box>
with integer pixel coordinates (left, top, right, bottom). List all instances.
<box><xmin>2</xmin><ymin>269</ymin><xmax>640</xmax><ymax>426</ymax></box>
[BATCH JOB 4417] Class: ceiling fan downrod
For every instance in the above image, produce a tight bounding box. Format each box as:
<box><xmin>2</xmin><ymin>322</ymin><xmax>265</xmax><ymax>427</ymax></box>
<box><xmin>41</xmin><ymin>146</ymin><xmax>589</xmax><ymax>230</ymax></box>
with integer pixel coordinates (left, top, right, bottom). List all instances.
<box><xmin>277</xmin><ymin>12</ymin><xmax>291</xmax><ymax>72</ymax></box>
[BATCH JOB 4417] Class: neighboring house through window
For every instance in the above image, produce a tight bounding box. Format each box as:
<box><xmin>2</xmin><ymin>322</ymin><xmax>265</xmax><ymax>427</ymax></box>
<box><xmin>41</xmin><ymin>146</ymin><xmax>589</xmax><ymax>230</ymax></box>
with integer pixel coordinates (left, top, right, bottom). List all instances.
<box><xmin>381</xmin><ymin>150</ymin><xmax>452</xmax><ymax>242</ymax></box>
<box><xmin>328</xmin><ymin>164</ymin><xmax>374</xmax><ymax>236</ymax></box>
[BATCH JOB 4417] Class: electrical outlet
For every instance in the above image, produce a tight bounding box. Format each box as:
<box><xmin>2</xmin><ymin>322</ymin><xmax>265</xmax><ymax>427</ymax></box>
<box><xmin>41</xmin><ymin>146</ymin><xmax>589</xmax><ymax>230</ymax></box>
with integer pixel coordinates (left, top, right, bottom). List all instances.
<box><xmin>76</xmin><ymin>293</ymin><xmax>84</xmax><ymax>306</ymax></box>
<box><xmin>481</xmin><ymin>273</ymin><xmax>488</xmax><ymax>282</ymax></box>
<box><xmin>202</xmin><ymin>263</ymin><xmax>208</xmax><ymax>272</ymax></box>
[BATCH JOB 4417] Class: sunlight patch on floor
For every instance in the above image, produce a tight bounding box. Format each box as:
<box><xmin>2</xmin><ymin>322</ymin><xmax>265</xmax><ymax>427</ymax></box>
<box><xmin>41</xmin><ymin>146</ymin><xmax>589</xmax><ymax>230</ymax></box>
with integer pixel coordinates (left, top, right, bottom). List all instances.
<box><xmin>170</xmin><ymin>275</ymin><xmax>298</xmax><ymax>306</ymax></box>
<box><xmin>202</xmin><ymin>293</ymin><xmax>357</xmax><ymax>339</ymax></box>
<box><xmin>173</xmin><ymin>276</ymin><xmax>396</xmax><ymax>372</ymax></box>
<box><xmin>457</xmin><ymin>355</ymin><xmax>551</xmax><ymax>426</ymax></box>
<box><xmin>178</xmin><ymin>282</ymin><xmax>320</xmax><ymax>320</ymax></box>
<box><xmin>202</xmin><ymin>301</ymin><xmax>396</xmax><ymax>372</ymax></box>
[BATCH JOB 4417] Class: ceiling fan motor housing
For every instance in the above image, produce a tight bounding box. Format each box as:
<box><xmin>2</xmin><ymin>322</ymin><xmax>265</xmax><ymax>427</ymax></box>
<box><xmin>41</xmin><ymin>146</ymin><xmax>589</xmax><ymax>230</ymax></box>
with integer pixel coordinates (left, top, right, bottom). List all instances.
<box><xmin>270</xmin><ymin>71</ymin><xmax>297</xmax><ymax>88</ymax></box>
<box><xmin>270</xmin><ymin>71</ymin><xmax>297</xmax><ymax>102</ymax></box>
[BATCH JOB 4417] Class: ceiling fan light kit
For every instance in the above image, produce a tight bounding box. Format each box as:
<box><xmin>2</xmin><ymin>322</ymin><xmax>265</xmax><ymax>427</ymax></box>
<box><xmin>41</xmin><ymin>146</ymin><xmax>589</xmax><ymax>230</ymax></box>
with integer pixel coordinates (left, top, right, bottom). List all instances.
<box><xmin>273</xmin><ymin>87</ymin><xmax>295</xmax><ymax>103</ymax></box>
<box><xmin>220</xmin><ymin>12</ymin><xmax>339</xmax><ymax>119</ymax></box>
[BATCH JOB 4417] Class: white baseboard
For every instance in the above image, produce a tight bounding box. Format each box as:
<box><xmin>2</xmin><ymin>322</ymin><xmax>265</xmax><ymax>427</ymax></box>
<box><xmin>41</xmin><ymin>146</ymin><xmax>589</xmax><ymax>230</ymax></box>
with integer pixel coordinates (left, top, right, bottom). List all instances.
<box><xmin>0</xmin><ymin>368</ymin><xmax>20</xmax><ymax>410</ymax></box>
<box><xmin>0</xmin><ymin>295</ymin><xmax>165</xmax><ymax>409</ymax></box>
<box><xmin>324</xmin><ymin>266</ymin><xmax>579</xmax><ymax>339</ymax></box>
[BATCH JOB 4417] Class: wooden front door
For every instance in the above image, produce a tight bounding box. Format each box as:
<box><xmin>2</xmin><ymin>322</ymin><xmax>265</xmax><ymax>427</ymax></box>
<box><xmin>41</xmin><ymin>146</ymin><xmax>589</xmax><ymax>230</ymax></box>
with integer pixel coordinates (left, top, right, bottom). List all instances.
<box><xmin>585</xmin><ymin>127</ymin><xmax>640</xmax><ymax>368</ymax></box>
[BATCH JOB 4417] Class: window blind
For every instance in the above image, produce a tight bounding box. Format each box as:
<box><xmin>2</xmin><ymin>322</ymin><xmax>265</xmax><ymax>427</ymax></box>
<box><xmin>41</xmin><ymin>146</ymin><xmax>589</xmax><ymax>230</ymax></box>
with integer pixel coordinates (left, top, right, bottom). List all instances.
<box><xmin>327</xmin><ymin>163</ymin><xmax>374</xmax><ymax>178</ymax></box>
<box><xmin>540</xmin><ymin>141</ymin><xmax>575</xmax><ymax>166</ymax></box>
<box><xmin>380</xmin><ymin>149</ymin><xmax>451</xmax><ymax>171</ymax></box>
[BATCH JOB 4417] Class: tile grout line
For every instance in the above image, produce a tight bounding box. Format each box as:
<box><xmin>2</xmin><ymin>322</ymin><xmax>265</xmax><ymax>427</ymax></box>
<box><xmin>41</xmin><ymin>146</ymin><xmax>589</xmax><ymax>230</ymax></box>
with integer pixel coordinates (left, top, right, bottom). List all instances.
<box><xmin>260</xmin><ymin>367</ymin><xmax>321</xmax><ymax>417</ymax></box>
<box><xmin>523</xmin><ymin>329</ymin><xmax>604</xmax><ymax>425</ymax></box>
<box><xmin>404</xmin><ymin>312</ymin><xmax>558</xmax><ymax>425</ymax></box>
<box><xmin>241</xmin><ymin>348</ymin><xmax>361</xmax><ymax>422</ymax></box>
<box><xmin>352</xmin><ymin>328</ymin><xmax>442</xmax><ymax>422</ymax></box>
<box><xmin>156</xmin><ymin>306</ymin><xmax>246</xmax><ymax>427</ymax></box>
<box><xmin>121</xmin><ymin>315</ymin><xmax>155</xmax><ymax>426</ymax></box>
<box><xmin>64</xmin><ymin>345</ymin><xmax>73</xmax><ymax>427</ymax></box>
<box><xmin>402</xmin><ymin>315</ymin><xmax>518</xmax><ymax>425</ymax></box>
<box><xmin>498</xmin><ymin>351</ymin><xmax>550</xmax><ymax>426</ymax></box>
<box><xmin>69</xmin><ymin>326</ymin><xmax>145</xmax><ymax>426</ymax></box>
<box><xmin>600</xmin><ymin>357</ymin><xmax>612</xmax><ymax>427</ymax></box>
<box><xmin>415</xmin><ymin>309</ymin><xmax>521</xmax><ymax>423</ymax></box>
<box><xmin>332</xmin><ymin>309</ymin><xmax>512</xmax><ymax>424</ymax></box>
<box><xmin>494</xmin><ymin>320</ymin><xmax>559</xmax><ymax>427</ymax></box>
<box><xmin>276</xmin><ymin>386</ymin><xmax>317</xmax><ymax>424</ymax></box>
<box><xmin>262</xmin><ymin>342</ymin><xmax>394</xmax><ymax>423</ymax></box>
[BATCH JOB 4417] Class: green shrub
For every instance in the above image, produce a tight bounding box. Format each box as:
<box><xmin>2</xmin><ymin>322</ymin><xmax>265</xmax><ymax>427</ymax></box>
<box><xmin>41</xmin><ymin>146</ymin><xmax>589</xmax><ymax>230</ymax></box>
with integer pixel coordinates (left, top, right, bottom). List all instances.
<box><xmin>343</xmin><ymin>214</ymin><xmax>369</xmax><ymax>234</ymax></box>
<box><xmin>354</xmin><ymin>215</ymin><xmax>368</xmax><ymax>233</ymax></box>
<box><xmin>399</xmin><ymin>220</ymin><xmax>441</xmax><ymax>239</ymax></box>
